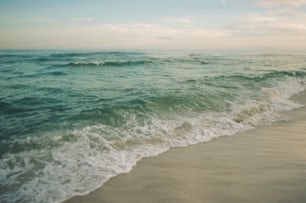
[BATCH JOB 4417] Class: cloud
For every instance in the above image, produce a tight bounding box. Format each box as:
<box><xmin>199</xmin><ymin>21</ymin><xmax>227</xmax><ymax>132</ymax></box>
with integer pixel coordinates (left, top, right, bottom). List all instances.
<box><xmin>241</xmin><ymin>11</ymin><xmax>306</xmax><ymax>34</ymax></box>
<box><xmin>161</xmin><ymin>17</ymin><xmax>193</xmax><ymax>25</ymax></box>
<box><xmin>2</xmin><ymin>7</ymin><xmax>306</xmax><ymax>50</ymax></box>
<box><xmin>19</xmin><ymin>17</ymin><xmax>94</xmax><ymax>24</ymax></box>
<box><xmin>257</xmin><ymin>0</ymin><xmax>306</xmax><ymax>8</ymax></box>
<box><xmin>4</xmin><ymin>12</ymin><xmax>306</xmax><ymax>50</ymax></box>
<box><xmin>59</xmin><ymin>22</ymin><xmax>228</xmax><ymax>49</ymax></box>
<box><xmin>225</xmin><ymin>0</ymin><xmax>306</xmax><ymax>36</ymax></box>
<box><xmin>221</xmin><ymin>7</ymin><xmax>306</xmax><ymax>50</ymax></box>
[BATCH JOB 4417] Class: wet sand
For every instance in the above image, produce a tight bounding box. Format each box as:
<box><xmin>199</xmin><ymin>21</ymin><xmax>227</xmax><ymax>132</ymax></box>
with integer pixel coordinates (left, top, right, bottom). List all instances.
<box><xmin>65</xmin><ymin>93</ymin><xmax>306</xmax><ymax>203</ymax></box>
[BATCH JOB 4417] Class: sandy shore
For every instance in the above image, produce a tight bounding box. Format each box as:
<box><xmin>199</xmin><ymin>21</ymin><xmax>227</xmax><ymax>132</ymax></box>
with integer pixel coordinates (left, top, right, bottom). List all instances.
<box><xmin>65</xmin><ymin>93</ymin><xmax>306</xmax><ymax>203</ymax></box>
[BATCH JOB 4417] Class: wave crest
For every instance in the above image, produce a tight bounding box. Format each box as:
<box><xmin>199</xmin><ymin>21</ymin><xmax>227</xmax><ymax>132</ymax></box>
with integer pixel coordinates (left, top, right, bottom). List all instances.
<box><xmin>66</xmin><ymin>60</ymin><xmax>154</xmax><ymax>67</ymax></box>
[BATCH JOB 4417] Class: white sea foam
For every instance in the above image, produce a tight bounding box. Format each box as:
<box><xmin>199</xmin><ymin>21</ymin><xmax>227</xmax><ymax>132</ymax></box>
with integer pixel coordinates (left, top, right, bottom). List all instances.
<box><xmin>0</xmin><ymin>77</ymin><xmax>305</xmax><ymax>203</ymax></box>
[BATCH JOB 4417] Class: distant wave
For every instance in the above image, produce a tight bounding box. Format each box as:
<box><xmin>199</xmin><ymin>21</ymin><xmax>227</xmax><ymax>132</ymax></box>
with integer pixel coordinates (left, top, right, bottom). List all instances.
<box><xmin>49</xmin><ymin>51</ymin><xmax>143</xmax><ymax>58</ymax></box>
<box><xmin>65</xmin><ymin>60</ymin><xmax>154</xmax><ymax>67</ymax></box>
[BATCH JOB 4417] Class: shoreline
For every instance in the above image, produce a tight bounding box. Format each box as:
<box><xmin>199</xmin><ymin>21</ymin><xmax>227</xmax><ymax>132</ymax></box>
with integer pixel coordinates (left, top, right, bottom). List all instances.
<box><xmin>65</xmin><ymin>91</ymin><xmax>306</xmax><ymax>203</ymax></box>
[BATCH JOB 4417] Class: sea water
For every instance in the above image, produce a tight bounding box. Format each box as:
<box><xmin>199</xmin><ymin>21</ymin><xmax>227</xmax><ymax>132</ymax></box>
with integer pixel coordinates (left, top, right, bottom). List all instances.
<box><xmin>0</xmin><ymin>50</ymin><xmax>306</xmax><ymax>203</ymax></box>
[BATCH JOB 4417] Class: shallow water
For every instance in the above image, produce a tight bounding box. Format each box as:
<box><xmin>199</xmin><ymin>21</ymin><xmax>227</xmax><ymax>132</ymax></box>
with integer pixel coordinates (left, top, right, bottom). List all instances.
<box><xmin>1</xmin><ymin>50</ymin><xmax>306</xmax><ymax>202</ymax></box>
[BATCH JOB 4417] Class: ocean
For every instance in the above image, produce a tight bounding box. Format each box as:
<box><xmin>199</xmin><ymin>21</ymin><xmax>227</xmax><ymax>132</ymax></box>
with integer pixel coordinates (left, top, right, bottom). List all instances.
<box><xmin>0</xmin><ymin>50</ymin><xmax>306</xmax><ymax>203</ymax></box>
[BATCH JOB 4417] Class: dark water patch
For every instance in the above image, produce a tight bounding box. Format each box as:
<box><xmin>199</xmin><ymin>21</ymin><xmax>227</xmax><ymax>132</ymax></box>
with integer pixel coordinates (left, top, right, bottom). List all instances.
<box><xmin>45</xmin><ymin>71</ymin><xmax>67</xmax><ymax>76</ymax></box>
<box><xmin>0</xmin><ymin>101</ymin><xmax>69</xmax><ymax>143</ymax></box>
<box><xmin>2</xmin><ymin>95</ymin><xmax>66</xmax><ymax>118</ymax></box>
<box><xmin>200</xmin><ymin>61</ymin><xmax>211</xmax><ymax>65</ymax></box>
<box><xmin>262</xmin><ymin>70</ymin><xmax>306</xmax><ymax>78</ymax></box>
<box><xmin>0</xmin><ymin>54</ymin><xmax>34</xmax><ymax>58</ymax></box>
<box><xmin>185</xmin><ymin>79</ymin><xmax>198</xmax><ymax>84</ymax></box>
<box><xmin>1</xmin><ymin>115</ymin><xmax>49</xmax><ymax>139</ymax></box>
<box><xmin>35</xmin><ymin>57</ymin><xmax>50</xmax><ymax>61</ymax></box>
<box><xmin>14</xmin><ymin>97</ymin><xmax>48</xmax><ymax>107</ymax></box>
<box><xmin>0</xmin><ymin>100</ymin><xmax>30</xmax><ymax>114</ymax></box>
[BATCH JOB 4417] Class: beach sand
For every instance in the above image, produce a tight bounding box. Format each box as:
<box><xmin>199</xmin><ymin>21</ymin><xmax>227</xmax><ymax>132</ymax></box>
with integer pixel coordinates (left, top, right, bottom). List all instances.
<box><xmin>65</xmin><ymin>92</ymin><xmax>306</xmax><ymax>203</ymax></box>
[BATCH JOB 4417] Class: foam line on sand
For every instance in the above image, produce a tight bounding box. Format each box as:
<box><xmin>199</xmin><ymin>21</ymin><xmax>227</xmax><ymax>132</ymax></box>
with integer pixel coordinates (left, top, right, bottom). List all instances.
<box><xmin>65</xmin><ymin>92</ymin><xmax>306</xmax><ymax>203</ymax></box>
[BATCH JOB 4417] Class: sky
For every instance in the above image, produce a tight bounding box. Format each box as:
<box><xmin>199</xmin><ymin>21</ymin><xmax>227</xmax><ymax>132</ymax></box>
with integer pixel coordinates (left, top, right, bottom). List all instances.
<box><xmin>0</xmin><ymin>0</ymin><xmax>306</xmax><ymax>50</ymax></box>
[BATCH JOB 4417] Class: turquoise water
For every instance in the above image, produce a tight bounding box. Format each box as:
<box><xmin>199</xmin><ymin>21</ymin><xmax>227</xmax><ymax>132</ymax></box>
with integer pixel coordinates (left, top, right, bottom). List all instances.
<box><xmin>1</xmin><ymin>50</ymin><xmax>306</xmax><ymax>202</ymax></box>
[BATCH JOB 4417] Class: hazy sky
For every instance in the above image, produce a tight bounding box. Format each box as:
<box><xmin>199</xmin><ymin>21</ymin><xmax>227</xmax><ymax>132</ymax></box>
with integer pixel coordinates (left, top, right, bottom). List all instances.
<box><xmin>0</xmin><ymin>0</ymin><xmax>306</xmax><ymax>50</ymax></box>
